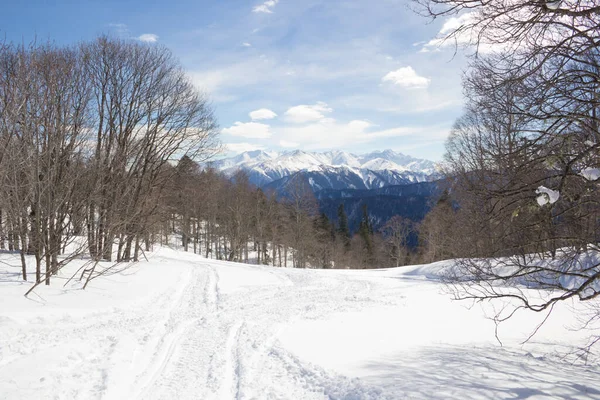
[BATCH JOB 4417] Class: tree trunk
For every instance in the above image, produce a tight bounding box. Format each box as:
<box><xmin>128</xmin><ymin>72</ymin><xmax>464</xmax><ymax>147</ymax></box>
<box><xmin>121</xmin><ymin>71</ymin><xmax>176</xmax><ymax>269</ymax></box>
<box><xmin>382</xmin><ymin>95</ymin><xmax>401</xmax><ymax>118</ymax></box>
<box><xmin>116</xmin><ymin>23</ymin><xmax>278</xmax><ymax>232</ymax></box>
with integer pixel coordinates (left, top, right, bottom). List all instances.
<box><xmin>134</xmin><ymin>235</ymin><xmax>140</xmax><ymax>262</ymax></box>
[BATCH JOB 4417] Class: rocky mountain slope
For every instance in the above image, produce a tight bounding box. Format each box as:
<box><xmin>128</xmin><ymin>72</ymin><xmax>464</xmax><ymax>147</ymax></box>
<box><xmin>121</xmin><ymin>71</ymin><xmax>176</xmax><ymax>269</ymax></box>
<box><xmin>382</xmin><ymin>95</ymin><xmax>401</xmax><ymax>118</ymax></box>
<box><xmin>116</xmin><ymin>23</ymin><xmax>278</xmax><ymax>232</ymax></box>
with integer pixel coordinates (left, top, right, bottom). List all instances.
<box><xmin>210</xmin><ymin>149</ymin><xmax>438</xmax><ymax>190</ymax></box>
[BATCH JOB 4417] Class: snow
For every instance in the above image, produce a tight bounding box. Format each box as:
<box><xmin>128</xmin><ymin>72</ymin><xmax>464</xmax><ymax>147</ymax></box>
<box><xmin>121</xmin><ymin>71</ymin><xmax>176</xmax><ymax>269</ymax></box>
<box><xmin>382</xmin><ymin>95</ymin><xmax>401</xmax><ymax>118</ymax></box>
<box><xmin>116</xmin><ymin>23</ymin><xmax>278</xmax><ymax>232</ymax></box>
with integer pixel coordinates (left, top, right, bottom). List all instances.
<box><xmin>326</xmin><ymin>150</ymin><xmax>362</xmax><ymax>169</ymax></box>
<box><xmin>536</xmin><ymin>185</ymin><xmax>560</xmax><ymax>206</ymax></box>
<box><xmin>360</xmin><ymin>158</ymin><xmax>407</xmax><ymax>172</ymax></box>
<box><xmin>215</xmin><ymin>149</ymin><xmax>438</xmax><ymax>188</ymax></box>
<box><xmin>580</xmin><ymin>167</ymin><xmax>600</xmax><ymax>181</ymax></box>
<box><xmin>1</xmin><ymin>248</ymin><xmax>599</xmax><ymax>399</ymax></box>
<box><xmin>211</xmin><ymin>150</ymin><xmax>279</xmax><ymax>170</ymax></box>
<box><xmin>545</xmin><ymin>0</ymin><xmax>561</xmax><ymax>11</ymax></box>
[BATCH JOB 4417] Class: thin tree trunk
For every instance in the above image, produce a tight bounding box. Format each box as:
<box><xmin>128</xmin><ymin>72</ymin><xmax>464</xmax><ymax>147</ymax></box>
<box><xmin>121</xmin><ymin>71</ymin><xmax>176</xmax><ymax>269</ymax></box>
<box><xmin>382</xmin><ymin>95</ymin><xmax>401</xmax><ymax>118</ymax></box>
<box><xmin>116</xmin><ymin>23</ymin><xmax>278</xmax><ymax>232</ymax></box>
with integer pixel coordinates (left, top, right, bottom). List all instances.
<box><xmin>134</xmin><ymin>235</ymin><xmax>140</xmax><ymax>262</ymax></box>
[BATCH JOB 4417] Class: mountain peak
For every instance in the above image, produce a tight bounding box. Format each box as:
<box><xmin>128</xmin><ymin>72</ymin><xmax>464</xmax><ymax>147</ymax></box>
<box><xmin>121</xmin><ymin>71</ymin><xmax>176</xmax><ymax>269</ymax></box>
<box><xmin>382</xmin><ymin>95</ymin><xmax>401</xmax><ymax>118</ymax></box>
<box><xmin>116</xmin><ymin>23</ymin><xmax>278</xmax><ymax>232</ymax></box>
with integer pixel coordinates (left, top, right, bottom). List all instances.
<box><xmin>382</xmin><ymin>149</ymin><xmax>400</xmax><ymax>156</ymax></box>
<box><xmin>214</xmin><ymin>148</ymin><xmax>437</xmax><ymax>190</ymax></box>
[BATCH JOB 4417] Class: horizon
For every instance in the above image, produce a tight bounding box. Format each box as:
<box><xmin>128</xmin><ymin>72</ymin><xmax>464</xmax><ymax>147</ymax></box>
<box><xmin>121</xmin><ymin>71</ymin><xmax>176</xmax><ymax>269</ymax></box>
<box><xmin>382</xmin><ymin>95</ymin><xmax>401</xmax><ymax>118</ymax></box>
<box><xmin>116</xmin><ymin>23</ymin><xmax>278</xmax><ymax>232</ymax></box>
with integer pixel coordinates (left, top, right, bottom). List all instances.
<box><xmin>0</xmin><ymin>1</ymin><xmax>469</xmax><ymax>161</ymax></box>
<box><xmin>213</xmin><ymin>147</ymin><xmax>438</xmax><ymax>162</ymax></box>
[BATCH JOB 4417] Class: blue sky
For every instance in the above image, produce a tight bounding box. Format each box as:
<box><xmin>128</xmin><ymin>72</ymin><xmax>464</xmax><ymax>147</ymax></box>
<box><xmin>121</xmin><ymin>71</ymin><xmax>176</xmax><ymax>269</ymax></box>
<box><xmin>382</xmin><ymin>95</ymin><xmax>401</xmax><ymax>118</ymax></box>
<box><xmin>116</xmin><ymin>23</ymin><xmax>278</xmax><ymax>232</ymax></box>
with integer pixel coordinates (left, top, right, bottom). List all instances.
<box><xmin>0</xmin><ymin>0</ymin><xmax>469</xmax><ymax>161</ymax></box>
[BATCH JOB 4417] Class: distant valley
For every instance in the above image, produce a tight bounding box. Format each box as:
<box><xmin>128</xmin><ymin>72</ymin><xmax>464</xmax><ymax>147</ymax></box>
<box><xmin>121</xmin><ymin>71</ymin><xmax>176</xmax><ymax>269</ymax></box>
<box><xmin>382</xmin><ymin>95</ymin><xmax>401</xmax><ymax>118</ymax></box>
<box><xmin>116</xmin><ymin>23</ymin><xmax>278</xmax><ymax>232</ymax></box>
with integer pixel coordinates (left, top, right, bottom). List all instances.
<box><xmin>210</xmin><ymin>149</ymin><xmax>442</xmax><ymax>235</ymax></box>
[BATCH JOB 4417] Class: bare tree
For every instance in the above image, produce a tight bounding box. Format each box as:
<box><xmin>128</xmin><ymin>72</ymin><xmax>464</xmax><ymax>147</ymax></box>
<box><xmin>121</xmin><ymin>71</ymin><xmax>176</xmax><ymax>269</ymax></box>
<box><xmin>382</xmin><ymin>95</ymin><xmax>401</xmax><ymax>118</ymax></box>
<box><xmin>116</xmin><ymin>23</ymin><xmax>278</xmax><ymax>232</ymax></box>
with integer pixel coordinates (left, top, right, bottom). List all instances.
<box><xmin>0</xmin><ymin>36</ymin><xmax>219</xmax><ymax>293</ymax></box>
<box><xmin>82</xmin><ymin>36</ymin><xmax>219</xmax><ymax>264</ymax></box>
<box><xmin>0</xmin><ymin>42</ymin><xmax>92</xmax><ymax>285</ymax></box>
<box><xmin>382</xmin><ymin>215</ymin><xmax>413</xmax><ymax>267</ymax></box>
<box><xmin>413</xmin><ymin>0</ymin><xmax>600</xmax><ymax>354</ymax></box>
<box><xmin>285</xmin><ymin>173</ymin><xmax>319</xmax><ymax>268</ymax></box>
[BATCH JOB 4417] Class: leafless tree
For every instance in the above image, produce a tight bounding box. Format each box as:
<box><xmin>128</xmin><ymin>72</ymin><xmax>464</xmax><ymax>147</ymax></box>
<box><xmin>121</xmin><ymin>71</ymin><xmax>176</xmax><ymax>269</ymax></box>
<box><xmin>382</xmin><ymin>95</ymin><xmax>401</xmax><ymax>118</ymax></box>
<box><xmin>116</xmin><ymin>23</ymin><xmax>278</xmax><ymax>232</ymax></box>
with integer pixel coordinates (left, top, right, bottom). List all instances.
<box><xmin>417</xmin><ymin>191</ymin><xmax>458</xmax><ymax>264</ymax></box>
<box><xmin>382</xmin><ymin>215</ymin><xmax>413</xmax><ymax>267</ymax></box>
<box><xmin>444</xmin><ymin>56</ymin><xmax>600</xmax><ymax>303</ymax></box>
<box><xmin>0</xmin><ymin>42</ymin><xmax>92</xmax><ymax>286</ymax></box>
<box><xmin>0</xmin><ymin>37</ymin><xmax>219</xmax><ymax>292</ymax></box>
<box><xmin>284</xmin><ymin>174</ymin><xmax>320</xmax><ymax>268</ymax></box>
<box><xmin>414</xmin><ymin>0</ymin><xmax>600</xmax><ymax>354</ymax></box>
<box><xmin>82</xmin><ymin>36</ymin><xmax>219</xmax><ymax>264</ymax></box>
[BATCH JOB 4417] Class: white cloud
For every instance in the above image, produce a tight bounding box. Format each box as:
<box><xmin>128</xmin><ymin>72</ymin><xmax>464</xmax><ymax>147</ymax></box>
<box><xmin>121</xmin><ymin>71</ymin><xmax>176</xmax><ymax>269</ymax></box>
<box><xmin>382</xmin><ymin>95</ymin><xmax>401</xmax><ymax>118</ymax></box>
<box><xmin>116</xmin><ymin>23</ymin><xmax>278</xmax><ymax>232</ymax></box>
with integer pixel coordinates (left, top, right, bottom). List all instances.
<box><xmin>440</xmin><ymin>13</ymin><xmax>475</xmax><ymax>36</ymax></box>
<box><xmin>422</xmin><ymin>13</ymin><xmax>506</xmax><ymax>54</ymax></box>
<box><xmin>279</xmin><ymin>140</ymin><xmax>299</xmax><ymax>148</ymax></box>
<box><xmin>275</xmin><ymin>117</ymin><xmax>444</xmax><ymax>150</ymax></box>
<box><xmin>188</xmin><ymin>57</ymin><xmax>282</xmax><ymax>102</ymax></box>
<box><xmin>249</xmin><ymin>108</ymin><xmax>278</xmax><ymax>121</ymax></box>
<box><xmin>253</xmin><ymin>0</ymin><xmax>279</xmax><ymax>13</ymax></box>
<box><xmin>284</xmin><ymin>102</ymin><xmax>333</xmax><ymax>124</ymax></box>
<box><xmin>226</xmin><ymin>142</ymin><xmax>265</xmax><ymax>153</ymax></box>
<box><xmin>138</xmin><ymin>33</ymin><xmax>159</xmax><ymax>43</ymax></box>
<box><xmin>423</xmin><ymin>13</ymin><xmax>475</xmax><ymax>51</ymax></box>
<box><xmin>222</xmin><ymin>104</ymin><xmax>452</xmax><ymax>158</ymax></box>
<box><xmin>382</xmin><ymin>67</ymin><xmax>430</xmax><ymax>89</ymax></box>
<box><xmin>242</xmin><ymin>42</ymin><xmax>252</xmax><ymax>47</ymax></box>
<box><xmin>186</xmin><ymin>45</ymin><xmax>442</xmax><ymax>104</ymax></box>
<box><xmin>222</xmin><ymin>122</ymin><xmax>272</xmax><ymax>139</ymax></box>
<box><xmin>347</xmin><ymin>120</ymin><xmax>373</xmax><ymax>131</ymax></box>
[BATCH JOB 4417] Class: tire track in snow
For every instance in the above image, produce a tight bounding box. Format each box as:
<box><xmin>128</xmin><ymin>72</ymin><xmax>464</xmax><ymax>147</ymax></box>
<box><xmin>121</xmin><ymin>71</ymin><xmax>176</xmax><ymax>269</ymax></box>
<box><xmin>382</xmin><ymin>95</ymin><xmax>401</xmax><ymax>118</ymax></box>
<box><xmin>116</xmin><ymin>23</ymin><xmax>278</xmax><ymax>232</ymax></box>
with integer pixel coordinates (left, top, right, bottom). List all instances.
<box><xmin>132</xmin><ymin>317</ymin><xmax>201</xmax><ymax>400</ymax></box>
<box><xmin>125</xmin><ymin>260</ymin><xmax>398</xmax><ymax>399</ymax></box>
<box><xmin>263</xmin><ymin>346</ymin><xmax>390</xmax><ymax>400</ymax></box>
<box><xmin>218</xmin><ymin>321</ymin><xmax>245</xmax><ymax>400</ymax></box>
<box><xmin>129</xmin><ymin>264</ymin><xmax>210</xmax><ymax>399</ymax></box>
<box><xmin>203</xmin><ymin>264</ymin><xmax>220</xmax><ymax>311</ymax></box>
<box><xmin>141</xmin><ymin>264</ymin><xmax>232</xmax><ymax>399</ymax></box>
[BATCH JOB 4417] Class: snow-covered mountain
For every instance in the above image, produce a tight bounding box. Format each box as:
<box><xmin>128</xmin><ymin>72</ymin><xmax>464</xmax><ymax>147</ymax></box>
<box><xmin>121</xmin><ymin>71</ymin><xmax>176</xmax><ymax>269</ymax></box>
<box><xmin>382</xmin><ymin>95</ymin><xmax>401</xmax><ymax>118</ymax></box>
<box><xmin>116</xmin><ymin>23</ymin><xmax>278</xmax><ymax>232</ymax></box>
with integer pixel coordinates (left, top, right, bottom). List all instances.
<box><xmin>209</xmin><ymin>149</ymin><xmax>438</xmax><ymax>190</ymax></box>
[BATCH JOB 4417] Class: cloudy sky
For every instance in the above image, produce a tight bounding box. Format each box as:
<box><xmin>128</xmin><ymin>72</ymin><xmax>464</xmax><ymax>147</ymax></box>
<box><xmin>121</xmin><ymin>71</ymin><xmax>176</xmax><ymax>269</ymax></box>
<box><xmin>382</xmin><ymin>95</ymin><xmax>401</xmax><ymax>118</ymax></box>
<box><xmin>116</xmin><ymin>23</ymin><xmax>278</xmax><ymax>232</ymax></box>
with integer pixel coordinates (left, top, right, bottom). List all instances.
<box><xmin>0</xmin><ymin>0</ymin><xmax>469</xmax><ymax>161</ymax></box>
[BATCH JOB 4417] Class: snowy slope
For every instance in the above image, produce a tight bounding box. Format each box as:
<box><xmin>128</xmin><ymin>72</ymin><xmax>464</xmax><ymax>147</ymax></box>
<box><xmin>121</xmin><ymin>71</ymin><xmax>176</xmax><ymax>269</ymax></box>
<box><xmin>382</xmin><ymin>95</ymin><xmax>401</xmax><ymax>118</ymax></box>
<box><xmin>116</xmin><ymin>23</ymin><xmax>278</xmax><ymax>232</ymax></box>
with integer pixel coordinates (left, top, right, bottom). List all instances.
<box><xmin>210</xmin><ymin>149</ymin><xmax>438</xmax><ymax>190</ymax></box>
<box><xmin>1</xmin><ymin>249</ymin><xmax>599</xmax><ymax>399</ymax></box>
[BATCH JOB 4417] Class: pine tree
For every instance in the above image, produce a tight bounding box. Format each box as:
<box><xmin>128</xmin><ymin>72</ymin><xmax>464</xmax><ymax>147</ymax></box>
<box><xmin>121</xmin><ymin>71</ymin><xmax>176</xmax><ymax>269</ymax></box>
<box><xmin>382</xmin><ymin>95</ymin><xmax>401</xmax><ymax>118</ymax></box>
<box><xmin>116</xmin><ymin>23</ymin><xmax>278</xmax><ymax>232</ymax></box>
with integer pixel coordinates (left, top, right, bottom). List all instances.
<box><xmin>316</xmin><ymin>213</ymin><xmax>333</xmax><ymax>268</ymax></box>
<box><xmin>358</xmin><ymin>204</ymin><xmax>374</xmax><ymax>265</ymax></box>
<box><xmin>337</xmin><ymin>204</ymin><xmax>350</xmax><ymax>250</ymax></box>
<box><xmin>330</xmin><ymin>221</ymin><xmax>336</xmax><ymax>242</ymax></box>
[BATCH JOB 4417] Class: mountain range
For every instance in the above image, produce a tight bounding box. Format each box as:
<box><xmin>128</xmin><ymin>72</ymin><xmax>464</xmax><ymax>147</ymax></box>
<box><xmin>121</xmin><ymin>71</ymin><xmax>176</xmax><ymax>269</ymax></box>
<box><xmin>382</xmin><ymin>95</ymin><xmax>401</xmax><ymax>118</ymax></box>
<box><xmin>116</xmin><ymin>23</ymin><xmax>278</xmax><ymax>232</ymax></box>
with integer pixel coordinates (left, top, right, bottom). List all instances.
<box><xmin>210</xmin><ymin>149</ymin><xmax>439</xmax><ymax>192</ymax></box>
<box><xmin>210</xmin><ymin>149</ymin><xmax>442</xmax><ymax>237</ymax></box>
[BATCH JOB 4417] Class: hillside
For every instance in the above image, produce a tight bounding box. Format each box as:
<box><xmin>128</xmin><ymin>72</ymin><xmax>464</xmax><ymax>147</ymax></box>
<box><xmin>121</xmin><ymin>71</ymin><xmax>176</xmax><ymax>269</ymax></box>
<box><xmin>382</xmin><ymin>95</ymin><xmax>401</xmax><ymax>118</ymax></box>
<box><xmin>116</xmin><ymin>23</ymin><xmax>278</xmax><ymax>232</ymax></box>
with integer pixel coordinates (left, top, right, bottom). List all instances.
<box><xmin>1</xmin><ymin>247</ymin><xmax>598</xmax><ymax>399</ymax></box>
<box><xmin>317</xmin><ymin>181</ymin><xmax>440</xmax><ymax>236</ymax></box>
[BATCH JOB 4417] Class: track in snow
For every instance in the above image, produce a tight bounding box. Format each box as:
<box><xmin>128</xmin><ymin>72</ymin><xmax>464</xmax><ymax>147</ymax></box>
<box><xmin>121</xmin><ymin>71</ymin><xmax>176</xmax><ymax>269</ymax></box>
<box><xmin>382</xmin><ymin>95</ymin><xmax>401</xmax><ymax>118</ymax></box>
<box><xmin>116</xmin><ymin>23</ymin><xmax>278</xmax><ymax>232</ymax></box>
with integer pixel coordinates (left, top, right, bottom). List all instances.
<box><xmin>136</xmin><ymin>257</ymin><xmax>387</xmax><ymax>400</ymax></box>
<box><xmin>2</xmin><ymin>248</ymin><xmax>599</xmax><ymax>399</ymax></box>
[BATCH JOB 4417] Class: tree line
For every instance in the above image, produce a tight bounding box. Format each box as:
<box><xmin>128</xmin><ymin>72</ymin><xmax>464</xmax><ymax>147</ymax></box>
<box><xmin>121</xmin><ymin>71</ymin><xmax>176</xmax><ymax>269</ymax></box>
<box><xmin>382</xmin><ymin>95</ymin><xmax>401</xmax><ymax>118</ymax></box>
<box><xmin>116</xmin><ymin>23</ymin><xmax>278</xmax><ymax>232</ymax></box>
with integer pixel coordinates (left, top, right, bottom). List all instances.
<box><xmin>168</xmin><ymin>159</ymin><xmax>420</xmax><ymax>270</ymax></box>
<box><xmin>0</xmin><ymin>36</ymin><xmax>219</xmax><ymax>287</ymax></box>
<box><xmin>0</xmin><ymin>35</ymin><xmax>433</xmax><ymax>287</ymax></box>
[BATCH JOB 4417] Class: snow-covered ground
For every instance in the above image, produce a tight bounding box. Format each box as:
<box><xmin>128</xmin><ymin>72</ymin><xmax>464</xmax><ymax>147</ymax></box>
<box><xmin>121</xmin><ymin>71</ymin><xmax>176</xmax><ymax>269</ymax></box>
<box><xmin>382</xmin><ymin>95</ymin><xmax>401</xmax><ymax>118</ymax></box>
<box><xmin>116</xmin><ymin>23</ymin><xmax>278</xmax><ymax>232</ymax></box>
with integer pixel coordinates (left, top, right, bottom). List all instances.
<box><xmin>1</xmin><ymin>248</ymin><xmax>599</xmax><ymax>399</ymax></box>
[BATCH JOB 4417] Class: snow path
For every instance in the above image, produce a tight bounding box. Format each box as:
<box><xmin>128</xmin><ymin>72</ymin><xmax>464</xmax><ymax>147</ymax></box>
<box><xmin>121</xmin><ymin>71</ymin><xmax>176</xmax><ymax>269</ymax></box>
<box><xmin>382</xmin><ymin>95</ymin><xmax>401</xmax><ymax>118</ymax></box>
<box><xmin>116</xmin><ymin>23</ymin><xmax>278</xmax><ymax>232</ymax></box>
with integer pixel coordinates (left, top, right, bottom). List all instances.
<box><xmin>139</xmin><ymin>257</ymin><xmax>390</xmax><ymax>400</ymax></box>
<box><xmin>1</xmin><ymin>248</ymin><xmax>600</xmax><ymax>399</ymax></box>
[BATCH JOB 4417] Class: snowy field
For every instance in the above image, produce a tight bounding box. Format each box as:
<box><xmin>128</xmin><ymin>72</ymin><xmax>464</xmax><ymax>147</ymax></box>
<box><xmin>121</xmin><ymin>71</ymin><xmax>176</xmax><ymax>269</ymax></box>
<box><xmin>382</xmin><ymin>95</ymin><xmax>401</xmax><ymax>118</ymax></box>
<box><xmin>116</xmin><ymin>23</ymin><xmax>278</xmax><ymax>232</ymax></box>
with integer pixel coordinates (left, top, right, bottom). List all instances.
<box><xmin>1</xmin><ymin>248</ymin><xmax>600</xmax><ymax>399</ymax></box>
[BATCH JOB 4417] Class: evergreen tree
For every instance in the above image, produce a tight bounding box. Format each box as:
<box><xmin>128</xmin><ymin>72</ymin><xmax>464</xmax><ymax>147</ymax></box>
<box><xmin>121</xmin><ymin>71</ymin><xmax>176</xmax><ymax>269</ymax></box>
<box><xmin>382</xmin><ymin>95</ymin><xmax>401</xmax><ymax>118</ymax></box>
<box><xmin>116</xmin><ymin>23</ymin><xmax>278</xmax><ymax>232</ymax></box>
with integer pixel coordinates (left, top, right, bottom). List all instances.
<box><xmin>337</xmin><ymin>204</ymin><xmax>350</xmax><ymax>249</ymax></box>
<box><xmin>358</xmin><ymin>204</ymin><xmax>374</xmax><ymax>264</ymax></box>
<box><xmin>318</xmin><ymin>213</ymin><xmax>331</xmax><ymax>233</ymax></box>
<box><xmin>316</xmin><ymin>213</ymin><xmax>333</xmax><ymax>268</ymax></box>
<box><xmin>330</xmin><ymin>221</ymin><xmax>336</xmax><ymax>242</ymax></box>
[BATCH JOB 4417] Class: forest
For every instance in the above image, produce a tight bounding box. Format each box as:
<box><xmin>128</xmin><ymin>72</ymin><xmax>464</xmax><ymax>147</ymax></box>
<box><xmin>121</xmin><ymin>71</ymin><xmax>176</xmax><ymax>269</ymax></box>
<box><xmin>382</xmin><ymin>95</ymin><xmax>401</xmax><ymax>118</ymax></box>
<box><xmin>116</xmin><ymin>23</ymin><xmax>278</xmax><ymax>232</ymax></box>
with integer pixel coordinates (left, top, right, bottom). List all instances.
<box><xmin>0</xmin><ymin>37</ymin><xmax>219</xmax><ymax>287</ymax></box>
<box><xmin>1</xmin><ymin>1</ymin><xmax>599</xmax><ymax>327</ymax></box>
<box><xmin>165</xmin><ymin>159</ymin><xmax>425</xmax><ymax>270</ymax></box>
<box><xmin>0</xmin><ymin>35</ymin><xmax>430</xmax><ymax>291</ymax></box>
